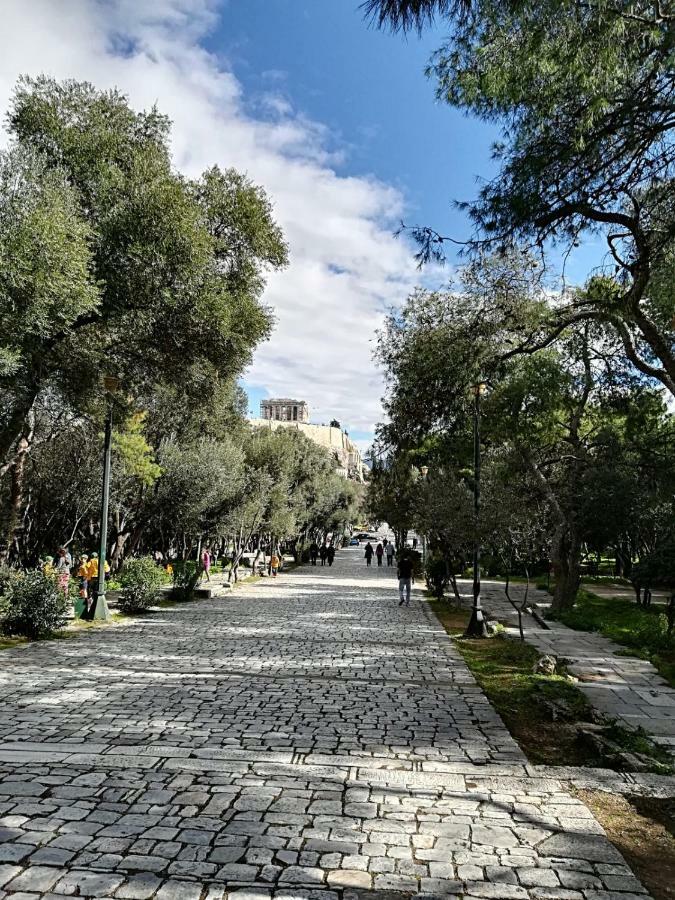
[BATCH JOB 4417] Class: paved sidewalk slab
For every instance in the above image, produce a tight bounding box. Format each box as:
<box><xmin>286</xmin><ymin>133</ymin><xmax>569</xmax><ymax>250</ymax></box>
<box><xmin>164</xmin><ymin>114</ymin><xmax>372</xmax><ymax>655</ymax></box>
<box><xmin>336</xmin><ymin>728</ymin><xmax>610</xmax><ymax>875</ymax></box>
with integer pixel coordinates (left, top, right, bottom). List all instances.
<box><xmin>474</xmin><ymin>580</ymin><xmax>675</xmax><ymax>752</ymax></box>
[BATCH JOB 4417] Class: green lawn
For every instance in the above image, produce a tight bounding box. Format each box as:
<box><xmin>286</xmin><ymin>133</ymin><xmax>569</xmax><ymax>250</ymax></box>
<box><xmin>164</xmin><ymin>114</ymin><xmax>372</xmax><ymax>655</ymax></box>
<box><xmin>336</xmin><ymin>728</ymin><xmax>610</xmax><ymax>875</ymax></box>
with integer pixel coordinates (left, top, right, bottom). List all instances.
<box><xmin>553</xmin><ymin>590</ymin><xmax>675</xmax><ymax>689</ymax></box>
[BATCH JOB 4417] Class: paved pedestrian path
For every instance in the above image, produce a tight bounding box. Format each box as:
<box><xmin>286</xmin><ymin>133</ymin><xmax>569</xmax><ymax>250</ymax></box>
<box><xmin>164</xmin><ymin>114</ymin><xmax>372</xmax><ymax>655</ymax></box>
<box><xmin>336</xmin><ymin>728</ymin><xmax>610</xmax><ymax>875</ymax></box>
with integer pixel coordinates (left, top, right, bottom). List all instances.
<box><xmin>472</xmin><ymin>581</ymin><xmax>675</xmax><ymax>752</ymax></box>
<box><xmin>0</xmin><ymin>551</ymin><xmax>653</xmax><ymax>899</ymax></box>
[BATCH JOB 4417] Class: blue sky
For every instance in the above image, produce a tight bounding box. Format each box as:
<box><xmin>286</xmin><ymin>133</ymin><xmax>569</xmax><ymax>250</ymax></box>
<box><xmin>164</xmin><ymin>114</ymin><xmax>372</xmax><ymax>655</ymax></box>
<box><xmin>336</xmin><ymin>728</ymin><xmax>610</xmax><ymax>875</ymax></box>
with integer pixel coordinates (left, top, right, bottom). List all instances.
<box><xmin>211</xmin><ymin>0</ymin><xmax>500</xmax><ymax>438</ymax></box>
<box><xmin>207</xmin><ymin>1</ymin><xmax>600</xmax><ymax>437</ymax></box>
<box><xmin>1</xmin><ymin>0</ymin><xmax>604</xmax><ymax>452</ymax></box>
<box><xmin>210</xmin><ymin>1</ymin><xmax>499</xmax><ymax>245</ymax></box>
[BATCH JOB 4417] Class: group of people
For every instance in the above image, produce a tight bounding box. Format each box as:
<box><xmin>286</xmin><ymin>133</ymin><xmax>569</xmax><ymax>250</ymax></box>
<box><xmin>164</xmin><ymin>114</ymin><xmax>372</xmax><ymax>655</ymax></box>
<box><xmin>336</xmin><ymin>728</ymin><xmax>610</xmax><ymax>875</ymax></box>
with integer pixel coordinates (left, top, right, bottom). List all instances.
<box><xmin>363</xmin><ymin>539</ymin><xmax>395</xmax><ymax>567</ymax></box>
<box><xmin>308</xmin><ymin>542</ymin><xmax>336</xmax><ymax>567</ymax></box>
<box><xmin>40</xmin><ymin>547</ymin><xmax>112</xmax><ymax>618</ymax></box>
<box><xmin>363</xmin><ymin>538</ymin><xmax>415</xmax><ymax>606</ymax></box>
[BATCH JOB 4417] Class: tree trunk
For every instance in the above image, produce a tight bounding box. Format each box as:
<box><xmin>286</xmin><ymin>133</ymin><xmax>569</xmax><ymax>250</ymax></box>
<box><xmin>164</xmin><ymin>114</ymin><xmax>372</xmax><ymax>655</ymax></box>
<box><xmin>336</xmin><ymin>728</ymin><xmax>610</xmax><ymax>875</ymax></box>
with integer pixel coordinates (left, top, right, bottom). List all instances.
<box><xmin>0</xmin><ymin>426</ymin><xmax>32</xmax><ymax>563</ymax></box>
<box><xmin>110</xmin><ymin>531</ymin><xmax>131</xmax><ymax>571</ymax></box>
<box><xmin>551</xmin><ymin>522</ymin><xmax>582</xmax><ymax>613</ymax></box>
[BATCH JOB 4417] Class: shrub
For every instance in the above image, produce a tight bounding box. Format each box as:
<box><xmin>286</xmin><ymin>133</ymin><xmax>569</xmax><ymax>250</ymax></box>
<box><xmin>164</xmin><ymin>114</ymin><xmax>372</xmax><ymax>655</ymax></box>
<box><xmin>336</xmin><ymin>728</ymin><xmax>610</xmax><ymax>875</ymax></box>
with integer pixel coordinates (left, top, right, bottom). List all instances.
<box><xmin>1</xmin><ymin>569</ymin><xmax>70</xmax><ymax>638</ymax></box>
<box><xmin>118</xmin><ymin>556</ymin><xmax>165</xmax><ymax>613</ymax></box>
<box><xmin>0</xmin><ymin>565</ymin><xmax>15</xmax><ymax>622</ymax></box>
<box><xmin>425</xmin><ymin>552</ymin><xmax>449</xmax><ymax>599</ymax></box>
<box><xmin>171</xmin><ymin>560</ymin><xmax>200</xmax><ymax>601</ymax></box>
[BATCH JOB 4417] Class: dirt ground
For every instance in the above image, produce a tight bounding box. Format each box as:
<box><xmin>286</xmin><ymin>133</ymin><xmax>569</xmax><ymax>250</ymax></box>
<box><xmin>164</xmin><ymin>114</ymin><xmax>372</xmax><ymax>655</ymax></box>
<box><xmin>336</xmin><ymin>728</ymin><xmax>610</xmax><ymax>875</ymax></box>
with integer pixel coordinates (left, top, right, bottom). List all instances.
<box><xmin>575</xmin><ymin>789</ymin><xmax>675</xmax><ymax>900</ymax></box>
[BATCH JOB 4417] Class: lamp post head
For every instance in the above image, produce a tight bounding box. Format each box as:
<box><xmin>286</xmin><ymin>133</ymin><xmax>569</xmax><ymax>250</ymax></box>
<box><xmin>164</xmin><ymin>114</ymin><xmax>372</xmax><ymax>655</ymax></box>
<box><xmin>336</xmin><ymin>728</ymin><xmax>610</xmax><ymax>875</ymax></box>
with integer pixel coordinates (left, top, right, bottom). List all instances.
<box><xmin>102</xmin><ymin>375</ymin><xmax>121</xmax><ymax>393</ymax></box>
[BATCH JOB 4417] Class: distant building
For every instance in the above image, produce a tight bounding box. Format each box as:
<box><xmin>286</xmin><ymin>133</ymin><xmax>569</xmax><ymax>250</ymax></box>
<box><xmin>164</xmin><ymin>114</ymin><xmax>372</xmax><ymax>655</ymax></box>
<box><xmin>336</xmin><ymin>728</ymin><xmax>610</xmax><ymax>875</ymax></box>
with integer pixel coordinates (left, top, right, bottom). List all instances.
<box><xmin>251</xmin><ymin>398</ymin><xmax>364</xmax><ymax>482</ymax></box>
<box><xmin>260</xmin><ymin>398</ymin><xmax>309</xmax><ymax>423</ymax></box>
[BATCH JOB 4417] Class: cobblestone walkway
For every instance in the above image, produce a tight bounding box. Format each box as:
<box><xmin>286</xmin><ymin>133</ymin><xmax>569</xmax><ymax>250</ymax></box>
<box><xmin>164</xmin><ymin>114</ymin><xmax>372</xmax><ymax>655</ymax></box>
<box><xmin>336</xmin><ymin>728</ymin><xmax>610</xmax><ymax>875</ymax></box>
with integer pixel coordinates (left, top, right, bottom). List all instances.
<box><xmin>473</xmin><ymin>581</ymin><xmax>675</xmax><ymax>753</ymax></box>
<box><xmin>0</xmin><ymin>551</ymin><xmax>652</xmax><ymax>899</ymax></box>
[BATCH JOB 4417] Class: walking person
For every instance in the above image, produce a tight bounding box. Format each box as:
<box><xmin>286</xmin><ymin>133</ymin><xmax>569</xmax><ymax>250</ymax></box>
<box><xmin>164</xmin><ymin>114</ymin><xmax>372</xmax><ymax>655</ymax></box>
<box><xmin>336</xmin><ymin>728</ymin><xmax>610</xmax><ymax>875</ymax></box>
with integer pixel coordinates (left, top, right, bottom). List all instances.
<box><xmin>327</xmin><ymin>544</ymin><xmax>335</xmax><ymax>567</ymax></box>
<box><xmin>386</xmin><ymin>542</ymin><xmax>395</xmax><ymax>566</ymax></box>
<box><xmin>364</xmin><ymin>542</ymin><xmax>374</xmax><ymax>567</ymax></box>
<box><xmin>270</xmin><ymin>551</ymin><xmax>280</xmax><ymax>577</ymax></box>
<box><xmin>309</xmin><ymin>542</ymin><xmax>319</xmax><ymax>566</ymax></box>
<box><xmin>375</xmin><ymin>542</ymin><xmax>384</xmax><ymax>567</ymax></box>
<box><xmin>319</xmin><ymin>544</ymin><xmax>328</xmax><ymax>566</ymax></box>
<box><xmin>55</xmin><ymin>547</ymin><xmax>71</xmax><ymax>595</ymax></box>
<box><xmin>397</xmin><ymin>553</ymin><xmax>414</xmax><ymax>606</ymax></box>
<box><xmin>77</xmin><ymin>553</ymin><xmax>88</xmax><ymax>585</ymax></box>
<box><xmin>201</xmin><ymin>546</ymin><xmax>211</xmax><ymax>582</ymax></box>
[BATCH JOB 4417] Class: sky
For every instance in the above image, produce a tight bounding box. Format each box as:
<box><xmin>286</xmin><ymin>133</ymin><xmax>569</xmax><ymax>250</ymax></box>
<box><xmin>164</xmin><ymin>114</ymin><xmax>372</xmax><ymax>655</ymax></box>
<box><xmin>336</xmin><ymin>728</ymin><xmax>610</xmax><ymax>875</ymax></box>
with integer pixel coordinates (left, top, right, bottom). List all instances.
<box><xmin>0</xmin><ymin>0</ymin><xmax>597</xmax><ymax>453</ymax></box>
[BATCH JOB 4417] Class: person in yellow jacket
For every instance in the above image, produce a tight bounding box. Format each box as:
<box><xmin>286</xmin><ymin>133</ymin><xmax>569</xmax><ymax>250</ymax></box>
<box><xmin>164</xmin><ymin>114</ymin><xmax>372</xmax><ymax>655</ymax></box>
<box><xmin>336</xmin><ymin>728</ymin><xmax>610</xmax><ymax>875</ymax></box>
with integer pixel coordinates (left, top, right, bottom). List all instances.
<box><xmin>87</xmin><ymin>555</ymin><xmax>110</xmax><ymax>591</ymax></box>
<box><xmin>270</xmin><ymin>552</ymin><xmax>280</xmax><ymax>577</ymax></box>
<box><xmin>76</xmin><ymin>553</ymin><xmax>89</xmax><ymax>593</ymax></box>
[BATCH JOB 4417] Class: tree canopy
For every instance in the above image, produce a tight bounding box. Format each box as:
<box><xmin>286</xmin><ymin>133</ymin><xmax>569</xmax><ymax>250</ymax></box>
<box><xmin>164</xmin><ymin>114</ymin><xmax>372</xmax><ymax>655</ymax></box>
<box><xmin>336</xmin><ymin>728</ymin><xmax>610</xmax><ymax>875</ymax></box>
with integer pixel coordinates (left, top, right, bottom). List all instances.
<box><xmin>365</xmin><ymin>0</ymin><xmax>675</xmax><ymax>396</ymax></box>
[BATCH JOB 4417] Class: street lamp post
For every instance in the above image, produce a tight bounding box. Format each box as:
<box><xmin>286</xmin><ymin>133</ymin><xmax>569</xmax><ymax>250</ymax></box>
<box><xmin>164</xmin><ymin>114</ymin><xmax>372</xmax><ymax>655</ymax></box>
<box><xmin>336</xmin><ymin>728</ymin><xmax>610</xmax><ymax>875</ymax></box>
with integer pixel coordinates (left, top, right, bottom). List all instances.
<box><xmin>420</xmin><ymin>466</ymin><xmax>429</xmax><ymax>563</ymax></box>
<box><xmin>93</xmin><ymin>376</ymin><xmax>119</xmax><ymax>621</ymax></box>
<box><xmin>465</xmin><ymin>382</ymin><xmax>489</xmax><ymax>638</ymax></box>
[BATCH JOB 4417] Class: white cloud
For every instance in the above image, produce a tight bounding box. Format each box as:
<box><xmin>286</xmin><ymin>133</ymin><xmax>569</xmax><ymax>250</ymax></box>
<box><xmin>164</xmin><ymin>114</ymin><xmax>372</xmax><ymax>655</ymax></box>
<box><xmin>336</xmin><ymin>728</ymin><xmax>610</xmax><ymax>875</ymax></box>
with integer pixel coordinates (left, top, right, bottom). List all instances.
<box><xmin>0</xmin><ymin>0</ymin><xmax>419</xmax><ymax>435</ymax></box>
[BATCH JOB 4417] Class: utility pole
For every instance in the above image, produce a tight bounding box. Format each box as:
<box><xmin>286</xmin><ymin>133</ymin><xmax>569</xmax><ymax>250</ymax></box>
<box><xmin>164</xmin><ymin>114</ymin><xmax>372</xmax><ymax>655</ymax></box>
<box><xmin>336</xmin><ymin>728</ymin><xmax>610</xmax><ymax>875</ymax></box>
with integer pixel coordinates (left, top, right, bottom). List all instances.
<box><xmin>465</xmin><ymin>382</ymin><xmax>488</xmax><ymax>638</ymax></box>
<box><xmin>93</xmin><ymin>376</ymin><xmax>119</xmax><ymax>621</ymax></box>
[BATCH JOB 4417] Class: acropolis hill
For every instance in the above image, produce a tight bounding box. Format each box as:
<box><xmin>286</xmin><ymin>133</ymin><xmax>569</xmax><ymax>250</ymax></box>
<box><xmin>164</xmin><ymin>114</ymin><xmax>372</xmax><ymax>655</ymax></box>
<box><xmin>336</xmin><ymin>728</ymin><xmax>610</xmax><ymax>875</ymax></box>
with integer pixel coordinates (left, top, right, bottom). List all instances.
<box><xmin>250</xmin><ymin>398</ymin><xmax>364</xmax><ymax>482</ymax></box>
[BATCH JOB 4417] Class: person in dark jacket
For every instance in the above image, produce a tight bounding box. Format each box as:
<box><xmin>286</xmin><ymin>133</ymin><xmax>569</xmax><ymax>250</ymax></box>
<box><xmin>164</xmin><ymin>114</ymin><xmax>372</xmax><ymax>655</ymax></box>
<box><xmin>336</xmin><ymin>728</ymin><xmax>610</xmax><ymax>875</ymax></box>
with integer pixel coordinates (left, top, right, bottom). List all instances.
<box><xmin>364</xmin><ymin>542</ymin><xmax>374</xmax><ymax>566</ymax></box>
<box><xmin>319</xmin><ymin>544</ymin><xmax>328</xmax><ymax>566</ymax></box>
<box><xmin>327</xmin><ymin>544</ymin><xmax>335</xmax><ymax>566</ymax></box>
<box><xmin>397</xmin><ymin>554</ymin><xmax>414</xmax><ymax>606</ymax></box>
<box><xmin>309</xmin><ymin>542</ymin><xmax>319</xmax><ymax>565</ymax></box>
<box><xmin>375</xmin><ymin>543</ymin><xmax>384</xmax><ymax>566</ymax></box>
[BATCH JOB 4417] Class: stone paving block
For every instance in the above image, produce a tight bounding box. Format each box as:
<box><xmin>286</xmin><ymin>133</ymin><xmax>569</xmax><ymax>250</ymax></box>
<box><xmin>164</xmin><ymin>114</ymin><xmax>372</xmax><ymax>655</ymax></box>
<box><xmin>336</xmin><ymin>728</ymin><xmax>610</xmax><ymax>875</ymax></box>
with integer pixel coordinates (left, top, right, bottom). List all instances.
<box><xmin>526</xmin><ymin>890</ymin><xmax>583</xmax><ymax>900</ymax></box>
<box><xmin>279</xmin><ymin>866</ymin><xmax>325</xmax><ymax>884</ymax></box>
<box><xmin>517</xmin><ymin>869</ymin><xmax>560</xmax><ymax>888</ymax></box>
<box><xmin>216</xmin><ymin>863</ymin><xmax>259</xmax><ymax>882</ymax></box>
<box><xmin>7</xmin><ymin>865</ymin><xmax>65</xmax><ymax>893</ymax></box>
<box><xmin>115</xmin><ymin>872</ymin><xmax>163</xmax><ymax>898</ymax></box>
<box><xmin>155</xmin><ymin>879</ymin><xmax>204</xmax><ymax>900</ymax></box>
<box><xmin>0</xmin><ymin>865</ymin><xmax>21</xmax><ymax>888</ymax></box>
<box><xmin>537</xmin><ymin>834</ymin><xmax>623</xmax><ymax>863</ymax></box>
<box><xmin>465</xmin><ymin>881</ymin><xmax>529</xmax><ymax>898</ymax></box>
<box><xmin>584</xmin><ymin>894</ymin><xmax>650</xmax><ymax>900</ymax></box>
<box><xmin>326</xmin><ymin>869</ymin><xmax>371</xmax><ymax>888</ymax></box>
<box><xmin>53</xmin><ymin>869</ymin><xmax>124</xmax><ymax>896</ymax></box>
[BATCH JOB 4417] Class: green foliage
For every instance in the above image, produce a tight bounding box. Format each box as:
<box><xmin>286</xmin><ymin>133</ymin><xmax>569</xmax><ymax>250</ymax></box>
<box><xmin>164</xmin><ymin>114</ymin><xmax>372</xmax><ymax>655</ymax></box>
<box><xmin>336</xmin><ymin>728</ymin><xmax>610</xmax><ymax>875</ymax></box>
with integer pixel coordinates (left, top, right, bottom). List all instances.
<box><xmin>368</xmin><ymin>452</ymin><xmax>420</xmax><ymax>548</ymax></box>
<box><xmin>0</xmin><ymin>566</ymin><xmax>12</xmax><ymax>620</ymax></box>
<box><xmin>113</xmin><ymin>413</ymin><xmax>162</xmax><ymax>487</ymax></box>
<box><xmin>0</xmin><ymin>78</ymin><xmax>372</xmax><ymax>570</ymax></box>
<box><xmin>1</xmin><ymin>569</ymin><xmax>70</xmax><ymax>638</ymax></box>
<box><xmin>0</xmin><ymin>146</ymin><xmax>97</xmax><ymax>380</ymax></box>
<box><xmin>171</xmin><ymin>561</ymin><xmax>200</xmax><ymax>602</ymax></box>
<box><xmin>370</xmin><ymin>0</ymin><xmax>675</xmax><ymax>395</ymax></box>
<box><xmin>632</xmin><ymin>533</ymin><xmax>675</xmax><ymax>592</ymax></box>
<box><xmin>118</xmin><ymin>556</ymin><xmax>165</xmax><ymax>613</ymax></box>
<box><xmin>425</xmin><ymin>551</ymin><xmax>450</xmax><ymax>598</ymax></box>
<box><xmin>1</xmin><ymin>75</ymin><xmax>286</xmax><ymax>508</ymax></box>
<box><xmin>376</xmin><ymin>252</ymin><xmax>674</xmax><ymax>612</ymax></box>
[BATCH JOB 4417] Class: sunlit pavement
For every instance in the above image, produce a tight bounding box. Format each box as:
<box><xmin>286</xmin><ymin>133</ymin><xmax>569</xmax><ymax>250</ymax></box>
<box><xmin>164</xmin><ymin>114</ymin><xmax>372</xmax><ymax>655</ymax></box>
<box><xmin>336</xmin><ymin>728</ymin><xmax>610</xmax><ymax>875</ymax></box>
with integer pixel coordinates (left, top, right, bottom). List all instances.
<box><xmin>0</xmin><ymin>549</ymin><xmax>650</xmax><ymax>898</ymax></box>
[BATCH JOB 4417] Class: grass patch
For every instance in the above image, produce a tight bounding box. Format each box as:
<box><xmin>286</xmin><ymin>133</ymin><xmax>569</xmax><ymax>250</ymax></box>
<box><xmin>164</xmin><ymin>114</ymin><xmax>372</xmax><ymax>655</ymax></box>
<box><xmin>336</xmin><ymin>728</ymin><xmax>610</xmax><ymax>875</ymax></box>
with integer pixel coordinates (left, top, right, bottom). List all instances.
<box><xmin>427</xmin><ymin>595</ymin><xmax>671</xmax><ymax>771</ymax></box>
<box><xmin>0</xmin><ymin>635</ymin><xmax>28</xmax><ymax>651</ymax></box>
<box><xmin>426</xmin><ymin>596</ymin><xmax>471</xmax><ymax>634</ymax></box>
<box><xmin>0</xmin><ymin>611</ymin><xmax>130</xmax><ymax>649</ymax></box>
<box><xmin>552</xmin><ymin>589</ymin><xmax>675</xmax><ymax>689</ymax></box>
<box><xmin>577</xmin><ymin>789</ymin><xmax>675</xmax><ymax>900</ymax></box>
<box><xmin>454</xmin><ymin>633</ymin><xmax>595</xmax><ymax>766</ymax></box>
